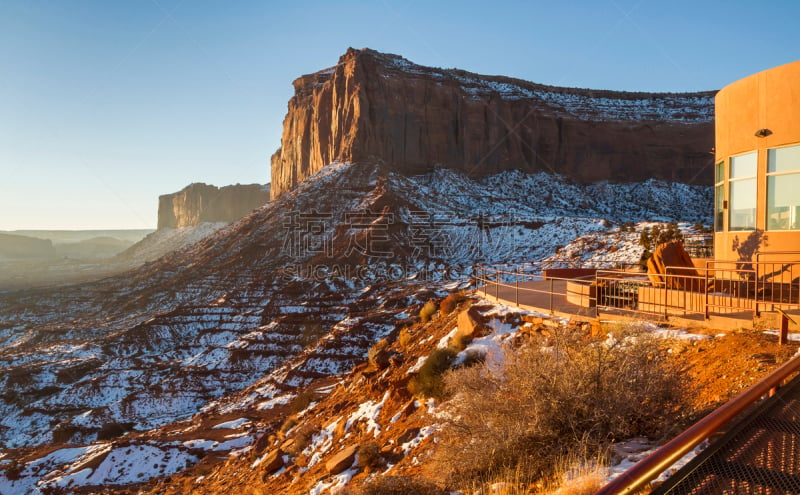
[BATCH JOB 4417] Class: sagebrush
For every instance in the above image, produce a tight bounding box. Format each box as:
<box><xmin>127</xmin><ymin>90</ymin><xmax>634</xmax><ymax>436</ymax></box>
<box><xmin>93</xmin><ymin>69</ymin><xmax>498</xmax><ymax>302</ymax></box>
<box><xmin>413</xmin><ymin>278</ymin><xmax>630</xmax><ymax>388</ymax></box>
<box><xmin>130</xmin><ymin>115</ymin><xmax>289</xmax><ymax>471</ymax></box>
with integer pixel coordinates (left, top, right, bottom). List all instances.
<box><xmin>439</xmin><ymin>292</ymin><xmax>466</xmax><ymax>315</ymax></box>
<box><xmin>357</xmin><ymin>475</ymin><xmax>445</xmax><ymax>495</ymax></box>
<box><xmin>408</xmin><ymin>348</ymin><xmax>456</xmax><ymax>399</ymax></box>
<box><xmin>419</xmin><ymin>300</ymin><xmax>438</xmax><ymax>323</ymax></box>
<box><xmin>429</xmin><ymin>324</ymin><xmax>686</xmax><ymax>488</ymax></box>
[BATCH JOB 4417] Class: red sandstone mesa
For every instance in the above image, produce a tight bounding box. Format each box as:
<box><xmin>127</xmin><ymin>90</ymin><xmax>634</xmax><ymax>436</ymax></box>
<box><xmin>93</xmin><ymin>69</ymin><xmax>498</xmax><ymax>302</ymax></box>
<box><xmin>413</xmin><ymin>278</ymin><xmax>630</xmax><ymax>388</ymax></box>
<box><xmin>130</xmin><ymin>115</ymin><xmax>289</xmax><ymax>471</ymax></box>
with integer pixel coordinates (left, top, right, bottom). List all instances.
<box><xmin>270</xmin><ymin>48</ymin><xmax>715</xmax><ymax>199</ymax></box>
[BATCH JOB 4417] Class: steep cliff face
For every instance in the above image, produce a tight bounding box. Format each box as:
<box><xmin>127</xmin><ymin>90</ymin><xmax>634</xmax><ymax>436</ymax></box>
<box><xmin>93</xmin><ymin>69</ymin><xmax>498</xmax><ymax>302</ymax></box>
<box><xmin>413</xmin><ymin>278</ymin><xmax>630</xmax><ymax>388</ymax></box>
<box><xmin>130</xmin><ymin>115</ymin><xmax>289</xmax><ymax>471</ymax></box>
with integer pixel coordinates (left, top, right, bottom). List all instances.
<box><xmin>157</xmin><ymin>183</ymin><xmax>270</xmax><ymax>229</ymax></box>
<box><xmin>271</xmin><ymin>48</ymin><xmax>715</xmax><ymax>199</ymax></box>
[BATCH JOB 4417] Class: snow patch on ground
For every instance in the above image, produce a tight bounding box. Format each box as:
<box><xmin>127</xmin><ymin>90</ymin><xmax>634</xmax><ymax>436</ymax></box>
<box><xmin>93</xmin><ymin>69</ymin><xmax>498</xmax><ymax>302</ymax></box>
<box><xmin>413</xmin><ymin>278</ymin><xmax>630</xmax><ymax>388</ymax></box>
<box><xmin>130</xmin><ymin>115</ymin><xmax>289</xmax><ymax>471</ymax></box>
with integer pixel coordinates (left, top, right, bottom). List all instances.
<box><xmin>436</xmin><ymin>327</ymin><xmax>459</xmax><ymax>349</ymax></box>
<box><xmin>212</xmin><ymin>417</ymin><xmax>250</xmax><ymax>429</ymax></box>
<box><xmin>400</xmin><ymin>425</ymin><xmax>439</xmax><ymax>456</ymax></box>
<box><xmin>763</xmin><ymin>330</ymin><xmax>800</xmax><ymax>342</ymax></box>
<box><xmin>43</xmin><ymin>443</ymin><xmax>196</xmax><ymax>491</ymax></box>
<box><xmin>605</xmin><ymin>437</ymin><xmax>708</xmax><ymax>485</ymax></box>
<box><xmin>407</xmin><ymin>356</ymin><xmax>426</xmax><ymax>374</ymax></box>
<box><xmin>309</xmin><ymin>466</ymin><xmax>358</xmax><ymax>494</ymax></box>
<box><xmin>304</xmin><ymin>418</ymin><xmax>342</xmax><ymax>468</ymax></box>
<box><xmin>345</xmin><ymin>391</ymin><xmax>390</xmax><ymax>438</ymax></box>
<box><xmin>455</xmin><ymin>318</ymin><xmax>519</xmax><ymax>373</ymax></box>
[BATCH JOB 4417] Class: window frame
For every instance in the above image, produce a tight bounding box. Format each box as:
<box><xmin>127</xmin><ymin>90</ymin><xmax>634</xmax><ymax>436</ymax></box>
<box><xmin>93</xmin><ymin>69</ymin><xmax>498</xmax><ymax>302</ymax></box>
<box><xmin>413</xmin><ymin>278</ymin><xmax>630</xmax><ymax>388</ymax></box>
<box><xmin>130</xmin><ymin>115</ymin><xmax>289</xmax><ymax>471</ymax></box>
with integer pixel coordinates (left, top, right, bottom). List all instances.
<box><xmin>766</xmin><ymin>143</ymin><xmax>800</xmax><ymax>231</ymax></box>
<box><xmin>728</xmin><ymin>151</ymin><xmax>757</xmax><ymax>232</ymax></box>
<box><xmin>714</xmin><ymin>161</ymin><xmax>724</xmax><ymax>232</ymax></box>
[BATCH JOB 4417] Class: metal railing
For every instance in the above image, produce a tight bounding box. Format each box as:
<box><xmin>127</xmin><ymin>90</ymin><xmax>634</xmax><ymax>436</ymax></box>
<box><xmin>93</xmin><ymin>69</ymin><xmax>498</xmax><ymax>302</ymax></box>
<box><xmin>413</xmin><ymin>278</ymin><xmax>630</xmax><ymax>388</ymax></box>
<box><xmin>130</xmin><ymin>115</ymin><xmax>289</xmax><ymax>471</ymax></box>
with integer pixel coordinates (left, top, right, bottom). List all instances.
<box><xmin>473</xmin><ymin>260</ymin><xmax>637</xmax><ymax>316</ymax></box>
<box><xmin>594</xmin><ymin>352</ymin><xmax>800</xmax><ymax>495</ymax></box>
<box><xmin>474</xmin><ymin>265</ymin><xmax>582</xmax><ymax>315</ymax></box>
<box><xmin>682</xmin><ymin>233</ymin><xmax>714</xmax><ymax>259</ymax></box>
<box><xmin>474</xmin><ymin>252</ymin><xmax>800</xmax><ymax>323</ymax></box>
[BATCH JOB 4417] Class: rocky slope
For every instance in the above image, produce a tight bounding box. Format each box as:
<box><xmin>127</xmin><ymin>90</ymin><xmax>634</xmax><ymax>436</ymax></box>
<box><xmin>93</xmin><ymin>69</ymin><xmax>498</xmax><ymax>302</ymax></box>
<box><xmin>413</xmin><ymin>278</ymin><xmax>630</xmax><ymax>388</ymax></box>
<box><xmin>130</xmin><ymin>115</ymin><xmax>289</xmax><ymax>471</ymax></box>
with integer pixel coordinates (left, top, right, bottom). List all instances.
<box><xmin>270</xmin><ymin>48</ymin><xmax>715</xmax><ymax>198</ymax></box>
<box><xmin>0</xmin><ymin>162</ymin><xmax>713</xmax><ymax>493</ymax></box>
<box><xmin>2</xmin><ymin>293</ymin><xmax>794</xmax><ymax>495</ymax></box>
<box><xmin>158</xmin><ymin>183</ymin><xmax>270</xmax><ymax>229</ymax></box>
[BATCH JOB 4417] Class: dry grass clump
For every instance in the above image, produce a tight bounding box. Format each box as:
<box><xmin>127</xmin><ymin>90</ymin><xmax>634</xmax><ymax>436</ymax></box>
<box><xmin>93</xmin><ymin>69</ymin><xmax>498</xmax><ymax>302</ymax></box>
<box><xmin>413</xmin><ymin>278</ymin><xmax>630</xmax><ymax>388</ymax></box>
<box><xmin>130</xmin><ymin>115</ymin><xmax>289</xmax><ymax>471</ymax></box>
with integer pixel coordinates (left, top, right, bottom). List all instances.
<box><xmin>544</xmin><ymin>453</ymin><xmax>609</xmax><ymax>495</ymax></box>
<box><xmin>419</xmin><ymin>300</ymin><xmax>438</xmax><ymax>323</ymax></box>
<box><xmin>407</xmin><ymin>348</ymin><xmax>457</xmax><ymax>399</ymax></box>
<box><xmin>357</xmin><ymin>475</ymin><xmax>445</xmax><ymax>495</ymax></box>
<box><xmin>357</xmin><ymin>441</ymin><xmax>384</xmax><ymax>472</ymax></box>
<box><xmin>398</xmin><ymin>327</ymin><xmax>413</xmax><ymax>349</ymax></box>
<box><xmin>429</xmin><ymin>324</ymin><xmax>686</xmax><ymax>489</ymax></box>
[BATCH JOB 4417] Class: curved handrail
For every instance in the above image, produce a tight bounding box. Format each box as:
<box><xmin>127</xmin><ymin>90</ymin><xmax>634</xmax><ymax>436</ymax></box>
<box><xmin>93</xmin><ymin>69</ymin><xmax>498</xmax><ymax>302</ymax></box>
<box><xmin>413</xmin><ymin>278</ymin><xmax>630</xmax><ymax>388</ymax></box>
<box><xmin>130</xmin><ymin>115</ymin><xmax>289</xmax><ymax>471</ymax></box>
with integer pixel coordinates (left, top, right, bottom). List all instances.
<box><xmin>594</xmin><ymin>352</ymin><xmax>800</xmax><ymax>495</ymax></box>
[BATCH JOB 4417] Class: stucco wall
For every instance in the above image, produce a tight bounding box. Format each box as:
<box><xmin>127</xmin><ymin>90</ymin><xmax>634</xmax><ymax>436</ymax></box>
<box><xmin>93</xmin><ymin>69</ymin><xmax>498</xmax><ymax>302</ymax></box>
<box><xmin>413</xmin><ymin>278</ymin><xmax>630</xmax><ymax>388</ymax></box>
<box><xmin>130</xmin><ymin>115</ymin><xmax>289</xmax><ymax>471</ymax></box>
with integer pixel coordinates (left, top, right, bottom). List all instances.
<box><xmin>714</xmin><ymin>60</ymin><xmax>800</xmax><ymax>264</ymax></box>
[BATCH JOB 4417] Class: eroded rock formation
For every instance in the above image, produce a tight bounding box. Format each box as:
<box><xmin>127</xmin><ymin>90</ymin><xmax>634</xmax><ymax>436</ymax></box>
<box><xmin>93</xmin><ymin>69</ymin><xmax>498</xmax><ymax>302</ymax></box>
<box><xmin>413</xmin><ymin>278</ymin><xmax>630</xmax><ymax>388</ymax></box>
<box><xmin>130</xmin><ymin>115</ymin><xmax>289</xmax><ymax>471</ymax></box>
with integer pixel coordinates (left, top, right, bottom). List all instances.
<box><xmin>271</xmin><ymin>48</ymin><xmax>715</xmax><ymax>199</ymax></box>
<box><xmin>157</xmin><ymin>183</ymin><xmax>270</xmax><ymax>229</ymax></box>
<box><xmin>0</xmin><ymin>233</ymin><xmax>55</xmax><ymax>259</ymax></box>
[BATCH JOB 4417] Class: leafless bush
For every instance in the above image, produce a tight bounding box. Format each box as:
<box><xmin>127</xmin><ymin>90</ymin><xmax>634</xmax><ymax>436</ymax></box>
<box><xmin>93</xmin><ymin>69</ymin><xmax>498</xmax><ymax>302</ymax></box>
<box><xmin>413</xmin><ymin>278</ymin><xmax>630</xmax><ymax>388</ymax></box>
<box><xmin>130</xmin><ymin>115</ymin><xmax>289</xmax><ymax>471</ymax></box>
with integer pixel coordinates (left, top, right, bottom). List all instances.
<box><xmin>429</xmin><ymin>324</ymin><xmax>686</xmax><ymax>488</ymax></box>
<box><xmin>358</xmin><ymin>475</ymin><xmax>445</xmax><ymax>495</ymax></box>
<box><xmin>357</xmin><ymin>441</ymin><xmax>384</xmax><ymax>471</ymax></box>
<box><xmin>368</xmin><ymin>338</ymin><xmax>390</xmax><ymax>369</ymax></box>
<box><xmin>439</xmin><ymin>291</ymin><xmax>466</xmax><ymax>315</ymax></box>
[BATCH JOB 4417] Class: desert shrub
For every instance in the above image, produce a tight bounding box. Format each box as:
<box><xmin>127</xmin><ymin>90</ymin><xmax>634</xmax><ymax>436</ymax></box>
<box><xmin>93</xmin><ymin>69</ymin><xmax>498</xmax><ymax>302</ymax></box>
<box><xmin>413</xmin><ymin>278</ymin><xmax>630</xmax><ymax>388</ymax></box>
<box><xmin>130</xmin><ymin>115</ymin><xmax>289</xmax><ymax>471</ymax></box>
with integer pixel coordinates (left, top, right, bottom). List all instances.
<box><xmin>639</xmin><ymin>222</ymin><xmax>683</xmax><ymax>265</ymax></box>
<box><xmin>358</xmin><ymin>475</ymin><xmax>445</xmax><ymax>495</ymax></box>
<box><xmin>279</xmin><ymin>416</ymin><xmax>298</xmax><ymax>436</ymax></box>
<box><xmin>97</xmin><ymin>422</ymin><xmax>134</xmax><ymax>441</ymax></box>
<box><xmin>419</xmin><ymin>300</ymin><xmax>438</xmax><ymax>323</ymax></box>
<box><xmin>546</xmin><ymin>464</ymin><xmax>606</xmax><ymax>495</ymax></box>
<box><xmin>539</xmin><ymin>450</ymin><xmax>609</xmax><ymax>495</ymax></box>
<box><xmin>439</xmin><ymin>292</ymin><xmax>465</xmax><ymax>315</ymax></box>
<box><xmin>407</xmin><ymin>348</ymin><xmax>457</xmax><ymax>399</ymax></box>
<box><xmin>300</xmin><ymin>322</ymin><xmax>327</xmax><ymax>344</ymax></box>
<box><xmin>357</xmin><ymin>441</ymin><xmax>384</xmax><ymax>471</ymax></box>
<box><xmin>430</xmin><ymin>324</ymin><xmax>686</xmax><ymax>488</ymax></box>
<box><xmin>3</xmin><ymin>459</ymin><xmax>23</xmax><ymax>481</ymax></box>
<box><xmin>368</xmin><ymin>338</ymin><xmax>390</xmax><ymax>369</ymax></box>
<box><xmin>51</xmin><ymin>424</ymin><xmax>81</xmax><ymax>444</ymax></box>
<box><xmin>398</xmin><ymin>327</ymin><xmax>413</xmax><ymax>349</ymax></box>
<box><xmin>456</xmin><ymin>349</ymin><xmax>485</xmax><ymax>368</ymax></box>
<box><xmin>450</xmin><ymin>330</ymin><xmax>474</xmax><ymax>351</ymax></box>
<box><xmin>290</xmin><ymin>424</ymin><xmax>317</xmax><ymax>454</ymax></box>
<box><xmin>290</xmin><ymin>389</ymin><xmax>315</xmax><ymax>413</ymax></box>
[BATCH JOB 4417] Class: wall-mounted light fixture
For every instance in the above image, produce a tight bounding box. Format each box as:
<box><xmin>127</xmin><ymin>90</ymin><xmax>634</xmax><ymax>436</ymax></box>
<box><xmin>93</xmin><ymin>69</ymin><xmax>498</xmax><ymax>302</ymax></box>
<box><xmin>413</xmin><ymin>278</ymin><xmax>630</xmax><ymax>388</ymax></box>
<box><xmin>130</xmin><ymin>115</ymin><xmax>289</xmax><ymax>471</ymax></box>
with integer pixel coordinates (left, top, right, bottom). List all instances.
<box><xmin>755</xmin><ymin>128</ymin><xmax>773</xmax><ymax>138</ymax></box>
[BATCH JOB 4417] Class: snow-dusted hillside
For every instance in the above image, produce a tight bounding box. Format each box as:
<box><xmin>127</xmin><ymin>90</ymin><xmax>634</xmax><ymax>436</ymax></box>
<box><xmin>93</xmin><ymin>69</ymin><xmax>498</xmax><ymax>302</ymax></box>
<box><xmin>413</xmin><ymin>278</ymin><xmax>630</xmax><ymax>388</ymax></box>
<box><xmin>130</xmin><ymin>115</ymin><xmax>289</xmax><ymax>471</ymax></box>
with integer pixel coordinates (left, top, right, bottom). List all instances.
<box><xmin>0</xmin><ymin>162</ymin><xmax>712</xmax><ymax>493</ymax></box>
<box><xmin>117</xmin><ymin>222</ymin><xmax>227</xmax><ymax>264</ymax></box>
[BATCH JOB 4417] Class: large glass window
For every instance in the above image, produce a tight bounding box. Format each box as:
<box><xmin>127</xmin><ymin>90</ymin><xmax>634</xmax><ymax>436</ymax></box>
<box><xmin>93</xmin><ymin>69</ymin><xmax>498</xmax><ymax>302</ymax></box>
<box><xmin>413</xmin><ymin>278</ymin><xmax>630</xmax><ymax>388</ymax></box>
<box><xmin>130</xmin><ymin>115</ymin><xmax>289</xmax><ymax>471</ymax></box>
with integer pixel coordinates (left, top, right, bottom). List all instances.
<box><xmin>767</xmin><ymin>144</ymin><xmax>800</xmax><ymax>230</ymax></box>
<box><xmin>729</xmin><ymin>152</ymin><xmax>757</xmax><ymax>231</ymax></box>
<box><xmin>714</xmin><ymin>161</ymin><xmax>724</xmax><ymax>232</ymax></box>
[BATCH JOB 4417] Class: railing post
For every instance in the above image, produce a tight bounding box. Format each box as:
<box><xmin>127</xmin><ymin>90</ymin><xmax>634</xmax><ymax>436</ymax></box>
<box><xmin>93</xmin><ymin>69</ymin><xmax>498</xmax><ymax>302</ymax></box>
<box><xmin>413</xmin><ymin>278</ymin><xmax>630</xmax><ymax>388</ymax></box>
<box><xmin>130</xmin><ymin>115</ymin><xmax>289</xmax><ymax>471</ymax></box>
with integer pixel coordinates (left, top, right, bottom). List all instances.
<box><xmin>471</xmin><ymin>264</ymin><xmax>476</xmax><ymax>292</ymax></box>
<box><xmin>549</xmin><ymin>278</ymin><xmax>554</xmax><ymax>314</ymax></box>
<box><xmin>594</xmin><ymin>272</ymin><xmax>599</xmax><ymax>318</ymax></box>
<box><xmin>755</xmin><ymin>264</ymin><xmax>761</xmax><ymax>317</ymax></box>
<box><xmin>515</xmin><ymin>266</ymin><xmax>519</xmax><ymax>307</ymax></box>
<box><xmin>780</xmin><ymin>312</ymin><xmax>789</xmax><ymax>345</ymax></box>
<box><xmin>704</xmin><ymin>267</ymin><xmax>709</xmax><ymax>320</ymax></box>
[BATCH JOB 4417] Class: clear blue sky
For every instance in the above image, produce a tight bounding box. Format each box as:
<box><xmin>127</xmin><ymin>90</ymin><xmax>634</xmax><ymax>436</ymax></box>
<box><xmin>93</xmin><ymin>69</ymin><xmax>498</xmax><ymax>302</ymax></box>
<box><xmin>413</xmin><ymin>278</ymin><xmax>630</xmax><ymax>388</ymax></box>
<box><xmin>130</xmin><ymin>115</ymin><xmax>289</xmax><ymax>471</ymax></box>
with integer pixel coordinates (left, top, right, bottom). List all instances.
<box><xmin>2</xmin><ymin>0</ymin><xmax>799</xmax><ymax>230</ymax></box>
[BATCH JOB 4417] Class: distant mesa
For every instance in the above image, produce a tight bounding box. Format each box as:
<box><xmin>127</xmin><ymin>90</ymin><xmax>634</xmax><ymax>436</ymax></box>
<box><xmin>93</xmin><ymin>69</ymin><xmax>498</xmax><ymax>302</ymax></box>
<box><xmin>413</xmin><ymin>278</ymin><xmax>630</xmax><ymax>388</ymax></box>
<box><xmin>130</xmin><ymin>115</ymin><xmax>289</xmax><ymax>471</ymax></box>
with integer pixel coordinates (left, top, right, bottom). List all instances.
<box><xmin>0</xmin><ymin>232</ymin><xmax>55</xmax><ymax>259</ymax></box>
<box><xmin>271</xmin><ymin>47</ymin><xmax>716</xmax><ymax>199</ymax></box>
<box><xmin>157</xmin><ymin>183</ymin><xmax>271</xmax><ymax>229</ymax></box>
